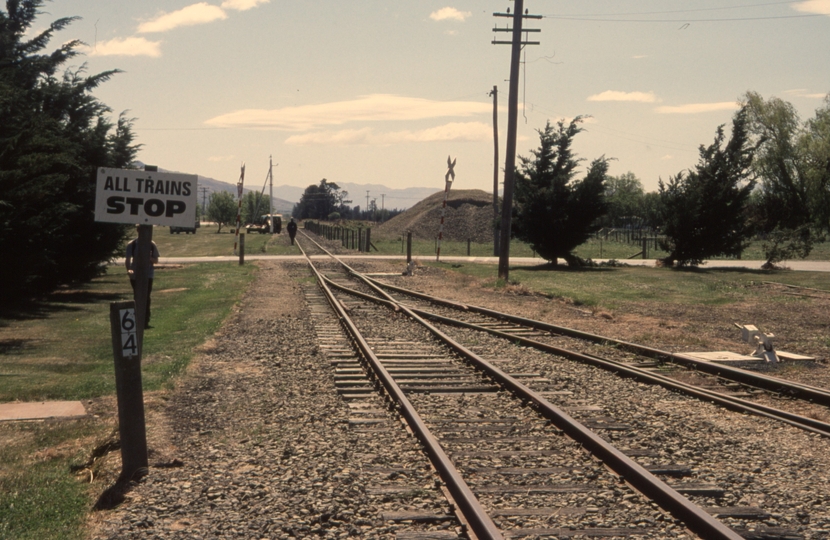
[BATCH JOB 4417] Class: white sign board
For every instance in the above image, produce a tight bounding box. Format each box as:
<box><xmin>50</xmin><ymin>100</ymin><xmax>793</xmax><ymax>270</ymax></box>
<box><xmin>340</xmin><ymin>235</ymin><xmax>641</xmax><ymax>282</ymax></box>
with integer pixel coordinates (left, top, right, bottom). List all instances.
<box><xmin>119</xmin><ymin>308</ymin><xmax>139</xmax><ymax>358</ymax></box>
<box><xmin>95</xmin><ymin>168</ymin><xmax>198</xmax><ymax>227</ymax></box>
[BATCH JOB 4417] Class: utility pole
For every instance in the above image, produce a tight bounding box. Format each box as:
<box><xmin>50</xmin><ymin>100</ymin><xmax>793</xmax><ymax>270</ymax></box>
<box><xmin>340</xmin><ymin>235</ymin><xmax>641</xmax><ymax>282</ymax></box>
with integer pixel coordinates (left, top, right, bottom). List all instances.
<box><xmin>199</xmin><ymin>187</ymin><xmax>209</xmax><ymax>219</ymax></box>
<box><xmin>381</xmin><ymin>194</ymin><xmax>385</xmax><ymax>222</ymax></box>
<box><xmin>268</xmin><ymin>156</ymin><xmax>274</xmax><ymax>233</ymax></box>
<box><xmin>489</xmin><ymin>85</ymin><xmax>500</xmax><ymax>256</ymax></box>
<box><xmin>233</xmin><ymin>164</ymin><xmax>245</xmax><ymax>255</ymax></box>
<box><xmin>493</xmin><ymin>1</ymin><xmax>541</xmax><ymax>281</ymax></box>
<box><xmin>366</xmin><ymin>190</ymin><xmax>370</xmax><ymax>219</ymax></box>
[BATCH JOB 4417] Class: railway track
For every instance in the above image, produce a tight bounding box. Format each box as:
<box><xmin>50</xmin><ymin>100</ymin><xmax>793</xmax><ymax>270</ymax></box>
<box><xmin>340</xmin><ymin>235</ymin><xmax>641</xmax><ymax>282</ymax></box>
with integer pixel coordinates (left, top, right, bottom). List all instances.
<box><xmin>360</xmin><ymin>280</ymin><xmax>830</xmax><ymax>437</ymax></box>
<box><xmin>294</xmin><ymin>230</ymin><xmax>830</xmax><ymax>539</ymax></box>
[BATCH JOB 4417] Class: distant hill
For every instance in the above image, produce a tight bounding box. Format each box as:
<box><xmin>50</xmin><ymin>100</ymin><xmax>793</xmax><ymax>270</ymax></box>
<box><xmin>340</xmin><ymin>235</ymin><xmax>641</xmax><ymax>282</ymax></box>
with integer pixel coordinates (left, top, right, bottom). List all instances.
<box><xmin>197</xmin><ymin>176</ymin><xmax>295</xmax><ymax>214</ymax></box>
<box><xmin>135</xmin><ymin>162</ymin><xmax>446</xmax><ymax>213</ymax></box>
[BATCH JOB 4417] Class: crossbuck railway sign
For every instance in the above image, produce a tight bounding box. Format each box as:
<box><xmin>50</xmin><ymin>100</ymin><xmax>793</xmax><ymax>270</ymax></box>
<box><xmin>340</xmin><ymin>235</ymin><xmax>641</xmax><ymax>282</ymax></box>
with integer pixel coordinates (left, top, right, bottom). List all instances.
<box><xmin>95</xmin><ymin>168</ymin><xmax>198</xmax><ymax>227</ymax></box>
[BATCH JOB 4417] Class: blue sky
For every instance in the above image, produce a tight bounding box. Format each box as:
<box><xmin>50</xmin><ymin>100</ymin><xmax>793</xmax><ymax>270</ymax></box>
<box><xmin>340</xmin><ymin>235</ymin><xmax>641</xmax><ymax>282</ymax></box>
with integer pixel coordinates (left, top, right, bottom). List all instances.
<box><xmin>36</xmin><ymin>1</ymin><xmax>830</xmax><ymax>194</ymax></box>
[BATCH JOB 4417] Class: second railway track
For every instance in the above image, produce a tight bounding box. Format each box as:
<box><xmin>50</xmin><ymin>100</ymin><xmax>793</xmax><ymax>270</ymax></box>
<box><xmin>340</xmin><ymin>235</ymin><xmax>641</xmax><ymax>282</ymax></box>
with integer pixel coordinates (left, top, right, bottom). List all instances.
<box><xmin>294</xmin><ymin>231</ymin><xmax>830</xmax><ymax>539</ymax></box>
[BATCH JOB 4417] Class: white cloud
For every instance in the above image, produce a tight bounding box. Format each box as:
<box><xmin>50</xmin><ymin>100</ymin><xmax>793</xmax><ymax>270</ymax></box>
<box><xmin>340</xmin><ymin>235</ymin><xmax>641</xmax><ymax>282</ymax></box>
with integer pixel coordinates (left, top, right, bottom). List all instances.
<box><xmin>221</xmin><ymin>0</ymin><xmax>269</xmax><ymax>11</ymax></box>
<box><xmin>285</xmin><ymin>122</ymin><xmax>491</xmax><ymax>146</ymax></box>
<box><xmin>793</xmin><ymin>0</ymin><xmax>830</xmax><ymax>15</ymax></box>
<box><xmin>387</xmin><ymin>122</ymin><xmax>491</xmax><ymax>143</ymax></box>
<box><xmin>632</xmin><ymin>55</ymin><xmax>648</xmax><ymax>59</ymax></box>
<box><xmin>138</xmin><ymin>3</ymin><xmax>227</xmax><ymax>33</ymax></box>
<box><xmin>430</xmin><ymin>7</ymin><xmax>472</xmax><ymax>22</ymax></box>
<box><xmin>784</xmin><ymin>88</ymin><xmax>828</xmax><ymax>99</ymax></box>
<box><xmin>205</xmin><ymin>94</ymin><xmax>492</xmax><ymax>130</ymax></box>
<box><xmin>661</xmin><ymin>154</ymin><xmax>674</xmax><ymax>161</ymax></box>
<box><xmin>84</xmin><ymin>36</ymin><xmax>162</xmax><ymax>57</ymax></box>
<box><xmin>655</xmin><ymin>102</ymin><xmax>739</xmax><ymax>114</ymax></box>
<box><xmin>587</xmin><ymin>90</ymin><xmax>659</xmax><ymax>103</ymax></box>
<box><xmin>286</xmin><ymin>129</ymin><xmax>373</xmax><ymax>146</ymax></box>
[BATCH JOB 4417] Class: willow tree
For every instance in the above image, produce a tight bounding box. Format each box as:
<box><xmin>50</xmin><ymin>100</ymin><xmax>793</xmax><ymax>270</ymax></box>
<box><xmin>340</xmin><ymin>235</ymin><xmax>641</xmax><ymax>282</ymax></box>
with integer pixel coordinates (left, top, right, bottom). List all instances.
<box><xmin>743</xmin><ymin>91</ymin><xmax>830</xmax><ymax>265</ymax></box>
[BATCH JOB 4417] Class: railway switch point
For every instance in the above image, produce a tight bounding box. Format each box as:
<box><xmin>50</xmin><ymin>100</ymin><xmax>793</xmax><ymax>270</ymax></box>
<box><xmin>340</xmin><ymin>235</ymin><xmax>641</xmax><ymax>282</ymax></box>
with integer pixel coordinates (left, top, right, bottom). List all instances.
<box><xmin>739</xmin><ymin>324</ymin><xmax>779</xmax><ymax>363</ymax></box>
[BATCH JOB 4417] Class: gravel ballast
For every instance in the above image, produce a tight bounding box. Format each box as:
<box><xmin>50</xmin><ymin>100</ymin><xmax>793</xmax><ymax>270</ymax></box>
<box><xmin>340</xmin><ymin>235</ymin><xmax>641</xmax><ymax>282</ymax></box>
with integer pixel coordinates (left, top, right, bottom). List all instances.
<box><xmin>88</xmin><ymin>253</ymin><xmax>830</xmax><ymax>539</ymax></box>
<box><xmin>90</xmin><ymin>260</ymin><xmax>460</xmax><ymax>539</ymax></box>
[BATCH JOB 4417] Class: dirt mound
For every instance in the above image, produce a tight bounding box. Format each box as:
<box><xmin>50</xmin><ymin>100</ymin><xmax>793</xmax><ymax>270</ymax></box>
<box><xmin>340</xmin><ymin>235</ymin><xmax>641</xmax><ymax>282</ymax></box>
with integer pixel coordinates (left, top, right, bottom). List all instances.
<box><xmin>375</xmin><ymin>189</ymin><xmax>497</xmax><ymax>242</ymax></box>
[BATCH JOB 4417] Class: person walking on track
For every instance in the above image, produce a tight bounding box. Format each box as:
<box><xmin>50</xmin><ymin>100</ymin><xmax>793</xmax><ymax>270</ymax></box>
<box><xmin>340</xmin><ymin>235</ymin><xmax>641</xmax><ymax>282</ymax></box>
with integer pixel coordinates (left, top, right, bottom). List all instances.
<box><xmin>287</xmin><ymin>218</ymin><xmax>298</xmax><ymax>246</ymax></box>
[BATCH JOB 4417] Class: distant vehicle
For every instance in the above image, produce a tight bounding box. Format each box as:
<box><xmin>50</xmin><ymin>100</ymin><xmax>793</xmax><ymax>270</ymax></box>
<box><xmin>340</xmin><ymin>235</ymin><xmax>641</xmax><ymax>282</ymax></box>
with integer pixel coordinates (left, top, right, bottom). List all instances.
<box><xmin>246</xmin><ymin>214</ymin><xmax>282</xmax><ymax>234</ymax></box>
<box><xmin>170</xmin><ymin>221</ymin><xmax>200</xmax><ymax>234</ymax></box>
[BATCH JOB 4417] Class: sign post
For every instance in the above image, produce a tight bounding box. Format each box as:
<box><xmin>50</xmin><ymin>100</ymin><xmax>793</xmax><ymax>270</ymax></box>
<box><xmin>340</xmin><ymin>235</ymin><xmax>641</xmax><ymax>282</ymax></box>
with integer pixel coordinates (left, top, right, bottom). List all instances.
<box><xmin>95</xmin><ymin>166</ymin><xmax>197</xmax><ymax>481</ymax></box>
<box><xmin>436</xmin><ymin>156</ymin><xmax>456</xmax><ymax>262</ymax></box>
<box><xmin>109</xmin><ymin>300</ymin><xmax>148</xmax><ymax>480</ymax></box>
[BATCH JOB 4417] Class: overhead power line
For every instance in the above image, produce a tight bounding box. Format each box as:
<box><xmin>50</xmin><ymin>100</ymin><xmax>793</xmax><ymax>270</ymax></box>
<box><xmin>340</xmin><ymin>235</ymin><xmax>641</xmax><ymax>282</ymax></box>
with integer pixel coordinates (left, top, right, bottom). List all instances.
<box><xmin>547</xmin><ymin>1</ymin><xmax>805</xmax><ymax>18</ymax></box>
<box><xmin>542</xmin><ymin>14</ymin><xmax>822</xmax><ymax>23</ymax></box>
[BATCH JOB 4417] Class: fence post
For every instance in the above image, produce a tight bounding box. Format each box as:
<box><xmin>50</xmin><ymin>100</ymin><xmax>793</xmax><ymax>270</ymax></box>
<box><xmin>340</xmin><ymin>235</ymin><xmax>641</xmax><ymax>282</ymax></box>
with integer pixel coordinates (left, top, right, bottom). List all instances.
<box><xmin>239</xmin><ymin>231</ymin><xmax>245</xmax><ymax>265</ymax></box>
<box><xmin>642</xmin><ymin>236</ymin><xmax>647</xmax><ymax>259</ymax></box>
<box><xmin>365</xmin><ymin>228</ymin><xmax>371</xmax><ymax>253</ymax></box>
<box><xmin>467</xmin><ymin>238</ymin><xmax>471</xmax><ymax>256</ymax></box>
<box><xmin>407</xmin><ymin>231</ymin><xmax>412</xmax><ymax>263</ymax></box>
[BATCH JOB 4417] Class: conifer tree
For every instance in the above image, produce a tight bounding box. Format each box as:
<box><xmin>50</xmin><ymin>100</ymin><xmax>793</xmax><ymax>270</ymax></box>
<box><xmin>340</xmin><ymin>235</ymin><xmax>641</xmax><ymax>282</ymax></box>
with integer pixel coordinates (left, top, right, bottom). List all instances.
<box><xmin>659</xmin><ymin>108</ymin><xmax>755</xmax><ymax>266</ymax></box>
<box><xmin>1</xmin><ymin>0</ymin><xmax>139</xmax><ymax>299</ymax></box>
<box><xmin>512</xmin><ymin>118</ymin><xmax>609</xmax><ymax>265</ymax></box>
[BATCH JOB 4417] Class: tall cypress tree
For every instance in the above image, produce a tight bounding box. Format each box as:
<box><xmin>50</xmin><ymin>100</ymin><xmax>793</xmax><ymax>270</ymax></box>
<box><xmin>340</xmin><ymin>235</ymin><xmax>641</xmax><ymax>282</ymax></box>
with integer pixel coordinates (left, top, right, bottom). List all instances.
<box><xmin>659</xmin><ymin>107</ymin><xmax>755</xmax><ymax>266</ymax></box>
<box><xmin>512</xmin><ymin>118</ymin><xmax>609</xmax><ymax>265</ymax></box>
<box><xmin>0</xmin><ymin>0</ymin><xmax>139</xmax><ymax>299</ymax></box>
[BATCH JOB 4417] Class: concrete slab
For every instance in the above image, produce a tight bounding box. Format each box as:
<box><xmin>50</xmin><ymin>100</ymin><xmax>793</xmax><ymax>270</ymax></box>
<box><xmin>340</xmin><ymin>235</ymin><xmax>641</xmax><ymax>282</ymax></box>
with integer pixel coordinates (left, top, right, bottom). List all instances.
<box><xmin>777</xmin><ymin>351</ymin><xmax>816</xmax><ymax>362</ymax></box>
<box><xmin>0</xmin><ymin>401</ymin><xmax>86</xmax><ymax>422</ymax></box>
<box><xmin>685</xmin><ymin>351</ymin><xmax>760</xmax><ymax>363</ymax></box>
<box><xmin>683</xmin><ymin>350</ymin><xmax>814</xmax><ymax>366</ymax></box>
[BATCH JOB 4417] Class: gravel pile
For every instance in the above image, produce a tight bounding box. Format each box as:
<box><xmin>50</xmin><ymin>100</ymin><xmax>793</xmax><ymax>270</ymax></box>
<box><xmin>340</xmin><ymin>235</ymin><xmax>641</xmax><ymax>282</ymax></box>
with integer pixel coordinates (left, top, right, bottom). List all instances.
<box><xmin>375</xmin><ymin>189</ymin><xmax>496</xmax><ymax>243</ymax></box>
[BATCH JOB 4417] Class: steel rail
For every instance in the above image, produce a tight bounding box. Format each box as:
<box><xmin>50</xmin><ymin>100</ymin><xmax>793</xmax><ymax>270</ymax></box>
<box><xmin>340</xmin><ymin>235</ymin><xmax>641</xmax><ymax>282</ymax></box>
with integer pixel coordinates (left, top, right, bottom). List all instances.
<box><xmin>296</xmin><ymin>247</ymin><xmax>743</xmax><ymax>540</ymax></box>
<box><xmin>317</xmin><ymin>275</ymin><xmax>743</xmax><ymax>540</ymax></box>
<box><xmin>299</xmin><ymin>232</ymin><xmax>830</xmax><ymax>435</ymax></box>
<box><xmin>322</xmin><ymin>277</ymin><xmax>830</xmax><ymax>437</ymax></box>
<box><xmin>409</xmin><ymin>306</ymin><xmax>830</xmax><ymax>438</ymax></box>
<box><xmin>368</xmin><ymin>278</ymin><xmax>830</xmax><ymax>407</ymax></box>
<box><xmin>294</xmin><ymin>238</ymin><xmax>504</xmax><ymax>539</ymax></box>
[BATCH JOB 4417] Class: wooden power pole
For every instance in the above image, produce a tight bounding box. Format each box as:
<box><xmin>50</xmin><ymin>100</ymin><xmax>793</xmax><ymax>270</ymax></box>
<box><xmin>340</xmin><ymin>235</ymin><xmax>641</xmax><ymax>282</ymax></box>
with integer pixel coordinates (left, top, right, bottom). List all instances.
<box><xmin>493</xmin><ymin>1</ymin><xmax>541</xmax><ymax>281</ymax></box>
<box><xmin>490</xmin><ymin>85</ymin><xmax>500</xmax><ymax>257</ymax></box>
